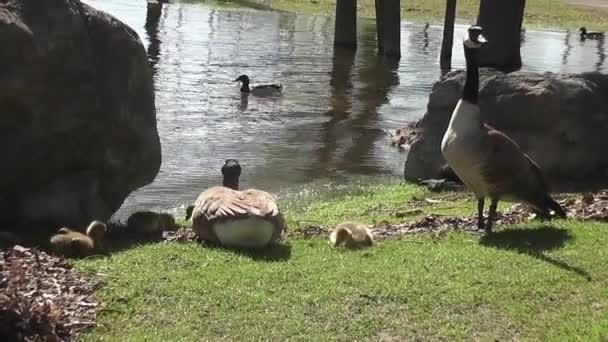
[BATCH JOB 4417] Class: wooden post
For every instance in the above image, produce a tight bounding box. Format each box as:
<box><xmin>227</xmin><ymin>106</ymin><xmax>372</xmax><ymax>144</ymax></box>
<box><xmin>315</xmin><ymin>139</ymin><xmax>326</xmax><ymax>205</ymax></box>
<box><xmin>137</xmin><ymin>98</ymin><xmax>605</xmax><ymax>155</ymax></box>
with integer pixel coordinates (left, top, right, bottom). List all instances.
<box><xmin>334</xmin><ymin>0</ymin><xmax>357</xmax><ymax>48</ymax></box>
<box><xmin>477</xmin><ymin>0</ymin><xmax>526</xmax><ymax>72</ymax></box>
<box><xmin>382</xmin><ymin>0</ymin><xmax>401</xmax><ymax>57</ymax></box>
<box><xmin>440</xmin><ymin>0</ymin><xmax>457</xmax><ymax>71</ymax></box>
<box><xmin>375</xmin><ymin>0</ymin><xmax>384</xmax><ymax>53</ymax></box>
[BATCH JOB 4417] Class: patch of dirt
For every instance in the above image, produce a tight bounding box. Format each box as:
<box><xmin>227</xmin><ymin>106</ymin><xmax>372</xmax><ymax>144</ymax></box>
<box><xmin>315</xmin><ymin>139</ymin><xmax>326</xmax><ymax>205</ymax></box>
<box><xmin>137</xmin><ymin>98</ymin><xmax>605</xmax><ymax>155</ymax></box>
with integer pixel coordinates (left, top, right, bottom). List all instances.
<box><xmin>292</xmin><ymin>191</ymin><xmax>608</xmax><ymax>240</ymax></box>
<box><xmin>162</xmin><ymin>228</ymin><xmax>197</xmax><ymax>243</ymax></box>
<box><xmin>0</xmin><ymin>246</ymin><xmax>99</xmax><ymax>341</ymax></box>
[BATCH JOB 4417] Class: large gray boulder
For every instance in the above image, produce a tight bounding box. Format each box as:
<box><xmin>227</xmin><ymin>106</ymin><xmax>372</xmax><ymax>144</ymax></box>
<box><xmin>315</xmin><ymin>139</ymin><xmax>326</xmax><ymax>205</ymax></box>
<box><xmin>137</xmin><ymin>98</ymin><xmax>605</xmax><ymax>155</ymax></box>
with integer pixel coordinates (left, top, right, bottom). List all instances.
<box><xmin>404</xmin><ymin>69</ymin><xmax>608</xmax><ymax>191</ymax></box>
<box><xmin>0</xmin><ymin>0</ymin><xmax>161</xmax><ymax>228</ymax></box>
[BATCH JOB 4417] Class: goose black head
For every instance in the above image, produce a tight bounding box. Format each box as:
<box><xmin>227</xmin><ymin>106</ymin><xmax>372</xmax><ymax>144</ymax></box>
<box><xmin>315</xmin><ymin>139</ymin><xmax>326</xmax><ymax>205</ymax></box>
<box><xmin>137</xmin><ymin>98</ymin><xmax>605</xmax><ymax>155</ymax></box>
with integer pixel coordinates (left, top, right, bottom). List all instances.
<box><xmin>234</xmin><ymin>75</ymin><xmax>250</xmax><ymax>83</ymax></box>
<box><xmin>579</xmin><ymin>27</ymin><xmax>587</xmax><ymax>35</ymax></box>
<box><xmin>464</xmin><ymin>25</ymin><xmax>488</xmax><ymax>49</ymax></box>
<box><xmin>221</xmin><ymin>159</ymin><xmax>242</xmax><ymax>190</ymax></box>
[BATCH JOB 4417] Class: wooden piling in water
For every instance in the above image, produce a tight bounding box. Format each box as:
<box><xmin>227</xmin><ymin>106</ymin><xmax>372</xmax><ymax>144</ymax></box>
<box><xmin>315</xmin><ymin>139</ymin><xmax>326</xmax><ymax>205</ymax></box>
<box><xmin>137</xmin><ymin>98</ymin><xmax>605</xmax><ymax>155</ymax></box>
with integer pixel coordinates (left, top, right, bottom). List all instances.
<box><xmin>375</xmin><ymin>0</ymin><xmax>384</xmax><ymax>53</ymax></box>
<box><xmin>334</xmin><ymin>0</ymin><xmax>357</xmax><ymax>49</ymax></box>
<box><xmin>477</xmin><ymin>0</ymin><xmax>526</xmax><ymax>72</ymax></box>
<box><xmin>440</xmin><ymin>0</ymin><xmax>457</xmax><ymax>71</ymax></box>
<box><xmin>381</xmin><ymin>0</ymin><xmax>401</xmax><ymax>57</ymax></box>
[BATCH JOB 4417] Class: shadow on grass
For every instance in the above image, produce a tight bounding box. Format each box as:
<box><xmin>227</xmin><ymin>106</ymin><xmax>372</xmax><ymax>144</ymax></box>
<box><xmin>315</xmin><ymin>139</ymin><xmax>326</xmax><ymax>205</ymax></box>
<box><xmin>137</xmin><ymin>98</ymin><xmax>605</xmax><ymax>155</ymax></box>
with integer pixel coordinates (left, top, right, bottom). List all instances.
<box><xmin>479</xmin><ymin>226</ymin><xmax>591</xmax><ymax>281</ymax></box>
<box><xmin>203</xmin><ymin>241</ymin><xmax>293</xmax><ymax>262</ymax></box>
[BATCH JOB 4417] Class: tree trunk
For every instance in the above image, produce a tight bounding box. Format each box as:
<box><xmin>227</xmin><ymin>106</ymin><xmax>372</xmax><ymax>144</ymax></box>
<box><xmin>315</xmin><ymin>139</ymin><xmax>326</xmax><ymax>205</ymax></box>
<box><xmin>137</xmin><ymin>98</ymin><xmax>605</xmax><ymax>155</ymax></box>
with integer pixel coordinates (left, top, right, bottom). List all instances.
<box><xmin>440</xmin><ymin>0</ymin><xmax>457</xmax><ymax>71</ymax></box>
<box><xmin>334</xmin><ymin>0</ymin><xmax>357</xmax><ymax>48</ymax></box>
<box><xmin>477</xmin><ymin>0</ymin><xmax>526</xmax><ymax>72</ymax></box>
<box><xmin>375</xmin><ymin>0</ymin><xmax>384</xmax><ymax>53</ymax></box>
<box><xmin>382</xmin><ymin>0</ymin><xmax>401</xmax><ymax>57</ymax></box>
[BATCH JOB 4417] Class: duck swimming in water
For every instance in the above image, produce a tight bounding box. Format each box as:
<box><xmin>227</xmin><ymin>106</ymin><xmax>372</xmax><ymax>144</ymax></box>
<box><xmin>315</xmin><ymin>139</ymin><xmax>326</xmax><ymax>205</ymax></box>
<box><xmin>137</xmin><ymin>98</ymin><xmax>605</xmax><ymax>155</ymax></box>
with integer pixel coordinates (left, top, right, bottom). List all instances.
<box><xmin>234</xmin><ymin>74</ymin><xmax>282</xmax><ymax>97</ymax></box>
<box><xmin>579</xmin><ymin>27</ymin><xmax>604</xmax><ymax>40</ymax></box>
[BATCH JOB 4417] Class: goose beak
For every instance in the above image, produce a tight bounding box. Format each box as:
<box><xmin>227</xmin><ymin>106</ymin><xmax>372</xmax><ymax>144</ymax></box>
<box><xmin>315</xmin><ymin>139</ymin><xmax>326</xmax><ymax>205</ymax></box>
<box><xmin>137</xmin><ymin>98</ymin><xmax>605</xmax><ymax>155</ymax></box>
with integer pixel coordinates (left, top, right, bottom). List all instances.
<box><xmin>477</xmin><ymin>34</ymin><xmax>488</xmax><ymax>44</ymax></box>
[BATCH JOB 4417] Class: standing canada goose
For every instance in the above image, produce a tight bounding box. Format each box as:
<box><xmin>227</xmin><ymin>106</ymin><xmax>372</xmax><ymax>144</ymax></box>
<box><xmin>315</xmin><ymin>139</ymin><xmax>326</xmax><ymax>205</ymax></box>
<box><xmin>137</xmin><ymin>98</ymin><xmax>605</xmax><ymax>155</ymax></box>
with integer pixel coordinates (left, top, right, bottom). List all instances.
<box><xmin>234</xmin><ymin>74</ymin><xmax>282</xmax><ymax>96</ymax></box>
<box><xmin>440</xmin><ymin>25</ymin><xmax>566</xmax><ymax>233</ymax></box>
<box><xmin>579</xmin><ymin>27</ymin><xmax>604</xmax><ymax>40</ymax></box>
<box><xmin>190</xmin><ymin>159</ymin><xmax>285</xmax><ymax>248</ymax></box>
<box><xmin>329</xmin><ymin>221</ymin><xmax>373</xmax><ymax>249</ymax></box>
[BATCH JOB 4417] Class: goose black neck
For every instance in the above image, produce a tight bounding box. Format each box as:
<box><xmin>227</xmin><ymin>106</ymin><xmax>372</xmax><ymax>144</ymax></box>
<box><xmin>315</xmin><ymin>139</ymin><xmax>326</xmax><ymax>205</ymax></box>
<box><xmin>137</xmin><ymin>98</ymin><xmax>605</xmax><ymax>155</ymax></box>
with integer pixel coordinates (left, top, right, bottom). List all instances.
<box><xmin>240</xmin><ymin>80</ymin><xmax>251</xmax><ymax>93</ymax></box>
<box><xmin>462</xmin><ymin>45</ymin><xmax>479</xmax><ymax>104</ymax></box>
<box><xmin>223</xmin><ymin>176</ymin><xmax>239</xmax><ymax>190</ymax></box>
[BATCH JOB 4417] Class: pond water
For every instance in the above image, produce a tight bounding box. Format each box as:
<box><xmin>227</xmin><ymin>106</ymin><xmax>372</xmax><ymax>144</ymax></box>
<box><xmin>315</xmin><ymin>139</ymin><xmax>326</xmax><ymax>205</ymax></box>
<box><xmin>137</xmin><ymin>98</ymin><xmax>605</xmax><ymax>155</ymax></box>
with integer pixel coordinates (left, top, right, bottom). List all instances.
<box><xmin>81</xmin><ymin>0</ymin><xmax>607</xmax><ymax>220</ymax></box>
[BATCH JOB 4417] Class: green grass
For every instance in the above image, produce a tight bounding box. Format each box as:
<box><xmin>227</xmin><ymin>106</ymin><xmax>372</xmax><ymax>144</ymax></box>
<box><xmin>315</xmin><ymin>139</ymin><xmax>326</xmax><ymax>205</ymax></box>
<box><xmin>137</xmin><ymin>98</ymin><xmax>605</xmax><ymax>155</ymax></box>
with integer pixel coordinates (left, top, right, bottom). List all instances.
<box><xmin>76</xmin><ymin>180</ymin><xmax>608</xmax><ymax>341</ymax></box>
<box><xmin>196</xmin><ymin>0</ymin><xmax>608</xmax><ymax>31</ymax></box>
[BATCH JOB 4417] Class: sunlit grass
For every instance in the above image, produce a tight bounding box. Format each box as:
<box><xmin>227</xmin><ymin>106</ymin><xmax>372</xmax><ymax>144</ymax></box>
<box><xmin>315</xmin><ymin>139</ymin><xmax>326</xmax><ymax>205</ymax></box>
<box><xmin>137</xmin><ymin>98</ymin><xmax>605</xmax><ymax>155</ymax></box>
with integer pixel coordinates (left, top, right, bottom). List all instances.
<box><xmin>193</xmin><ymin>0</ymin><xmax>608</xmax><ymax>31</ymax></box>
<box><xmin>77</xmin><ymin>179</ymin><xmax>608</xmax><ymax>340</ymax></box>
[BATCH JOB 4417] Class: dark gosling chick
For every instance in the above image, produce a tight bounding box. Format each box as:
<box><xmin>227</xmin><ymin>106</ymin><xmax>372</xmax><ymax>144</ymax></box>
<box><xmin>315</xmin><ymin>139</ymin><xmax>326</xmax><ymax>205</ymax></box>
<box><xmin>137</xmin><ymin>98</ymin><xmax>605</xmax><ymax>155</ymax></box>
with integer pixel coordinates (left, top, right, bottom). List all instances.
<box><xmin>440</xmin><ymin>25</ymin><xmax>566</xmax><ymax>233</ymax></box>
<box><xmin>49</xmin><ymin>220</ymin><xmax>107</xmax><ymax>257</ymax></box>
<box><xmin>127</xmin><ymin>211</ymin><xmax>178</xmax><ymax>238</ymax></box>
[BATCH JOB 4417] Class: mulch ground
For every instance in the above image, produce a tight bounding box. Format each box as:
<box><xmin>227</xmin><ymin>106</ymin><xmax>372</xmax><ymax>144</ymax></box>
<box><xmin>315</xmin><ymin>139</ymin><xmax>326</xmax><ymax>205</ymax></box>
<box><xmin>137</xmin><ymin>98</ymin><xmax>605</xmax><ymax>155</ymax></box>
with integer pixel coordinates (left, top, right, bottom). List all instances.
<box><xmin>0</xmin><ymin>246</ymin><xmax>98</xmax><ymax>342</ymax></box>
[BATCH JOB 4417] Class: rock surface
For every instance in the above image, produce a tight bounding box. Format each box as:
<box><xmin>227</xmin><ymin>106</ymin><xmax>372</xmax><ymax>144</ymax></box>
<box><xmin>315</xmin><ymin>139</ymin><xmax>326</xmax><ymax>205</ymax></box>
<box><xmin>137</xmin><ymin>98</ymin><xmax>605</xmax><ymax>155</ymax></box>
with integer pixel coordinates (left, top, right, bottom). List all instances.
<box><xmin>0</xmin><ymin>0</ymin><xmax>160</xmax><ymax>227</ymax></box>
<box><xmin>404</xmin><ymin>69</ymin><xmax>608</xmax><ymax>191</ymax></box>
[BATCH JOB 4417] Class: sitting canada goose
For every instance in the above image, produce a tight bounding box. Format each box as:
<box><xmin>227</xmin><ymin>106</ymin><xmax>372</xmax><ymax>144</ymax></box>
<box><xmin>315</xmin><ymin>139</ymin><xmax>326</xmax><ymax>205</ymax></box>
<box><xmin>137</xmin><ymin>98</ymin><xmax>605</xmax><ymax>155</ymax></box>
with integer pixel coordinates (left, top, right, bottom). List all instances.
<box><xmin>49</xmin><ymin>220</ymin><xmax>107</xmax><ymax>257</ymax></box>
<box><xmin>234</xmin><ymin>74</ymin><xmax>282</xmax><ymax>96</ymax></box>
<box><xmin>579</xmin><ymin>27</ymin><xmax>604</xmax><ymax>40</ymax></box>
<box><xmin>440</xmin><ymin>25</ymin><xmax>566</xmax><ymax>233</ymax></box>
<box><xmin>329</xmin><ymin>221</ymin><xmax>373</xmax><ymax>249</ymax></box>
<box><xmin>190</xmin><ymin>159</ymin><xmax>285</xmax><ymax>248</ymax></box>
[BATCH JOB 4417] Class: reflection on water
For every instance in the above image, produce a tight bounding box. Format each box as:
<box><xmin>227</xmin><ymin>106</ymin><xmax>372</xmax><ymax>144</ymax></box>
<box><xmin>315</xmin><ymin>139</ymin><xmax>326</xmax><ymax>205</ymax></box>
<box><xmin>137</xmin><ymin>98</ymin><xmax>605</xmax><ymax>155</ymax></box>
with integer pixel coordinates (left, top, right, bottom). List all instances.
<box><xmin>145</xmin><ymin>2</ymin><xmax>163</xmax><ymax>72</ymax></box>
<box><xmin>562</xmin><ymin>31</ymin><xmax>572</xmax><ymax>65</ymax></box>
<box><xmin>596</xmin><ymin>38</ymin><xmax>606</xmax><ymax>71</ymax></box>
<box><xmin>82</xmin><ymin>0</ymin><xmax>608</xmax><ymax>219</ymax></box>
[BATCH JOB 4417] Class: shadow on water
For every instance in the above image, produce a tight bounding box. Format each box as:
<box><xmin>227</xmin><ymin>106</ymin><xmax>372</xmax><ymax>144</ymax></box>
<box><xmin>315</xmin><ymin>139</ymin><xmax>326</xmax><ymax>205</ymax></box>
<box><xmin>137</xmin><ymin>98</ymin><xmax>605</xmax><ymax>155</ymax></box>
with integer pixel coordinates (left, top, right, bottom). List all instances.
<box><xmin>479</xmin><ymin>226</ymin><xmax>592</xmax><ymax>281</ymax></box>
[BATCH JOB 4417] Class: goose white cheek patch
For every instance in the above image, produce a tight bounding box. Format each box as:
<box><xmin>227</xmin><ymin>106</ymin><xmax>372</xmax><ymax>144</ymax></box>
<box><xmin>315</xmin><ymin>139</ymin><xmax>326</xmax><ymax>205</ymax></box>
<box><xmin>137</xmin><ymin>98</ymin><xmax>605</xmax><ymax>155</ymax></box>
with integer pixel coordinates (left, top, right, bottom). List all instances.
<box><xmin>464</xmin><ymin>38</ymin><xmax>482</xmax><ymax>49</ymax></box>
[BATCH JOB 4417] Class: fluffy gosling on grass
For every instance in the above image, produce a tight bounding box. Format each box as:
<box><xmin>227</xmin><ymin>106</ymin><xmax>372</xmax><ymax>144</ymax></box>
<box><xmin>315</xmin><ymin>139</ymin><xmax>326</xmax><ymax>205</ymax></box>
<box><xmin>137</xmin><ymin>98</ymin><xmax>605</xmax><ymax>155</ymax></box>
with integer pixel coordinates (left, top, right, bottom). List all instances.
<box><xmin>329</xmin><ymin>221</ymin><xmax>374</xmax><ymax>249</ymax></box>
<box><xmin>49</xmin><ymin>220</ymin><xmax>107</xmax><ymax>257</ymax></box>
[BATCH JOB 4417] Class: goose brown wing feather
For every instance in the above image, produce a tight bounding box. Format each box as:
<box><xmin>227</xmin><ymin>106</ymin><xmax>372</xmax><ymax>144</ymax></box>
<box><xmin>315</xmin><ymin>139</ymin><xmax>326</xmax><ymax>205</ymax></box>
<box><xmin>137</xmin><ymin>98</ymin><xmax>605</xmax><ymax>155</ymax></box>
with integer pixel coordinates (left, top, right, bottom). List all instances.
<box><xmin>191</xmin><ymin>186</ymin><xmax>285</xmax><ymax>243</ymax></box>
<box><xmin>240</xmin><ymin>189</ymin><xmax>280</xmax><ymax>217</ymax></box>
<box><xmin>480</xmin><ymin>124</ymin><xmax>547</xmax><ymax>197</ymax></box>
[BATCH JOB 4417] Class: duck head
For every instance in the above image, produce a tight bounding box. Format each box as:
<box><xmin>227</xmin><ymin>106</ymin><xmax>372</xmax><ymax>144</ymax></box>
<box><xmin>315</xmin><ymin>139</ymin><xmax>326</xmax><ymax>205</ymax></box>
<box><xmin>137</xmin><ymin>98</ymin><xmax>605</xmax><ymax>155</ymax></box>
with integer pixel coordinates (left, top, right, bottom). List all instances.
<box><xmin>234</xmin><ymin>75</ymin><xmax>250</xmax><ymax>84</ymax></box>
<box><xmin>222</xmin><ymin>159</ymin><xmax>242</xmax><ymax>190</ymax></box>
<box><xmin>464</xmin><ymin>25</ymin><xmax>488</xmax><ymax>49</ymax></box>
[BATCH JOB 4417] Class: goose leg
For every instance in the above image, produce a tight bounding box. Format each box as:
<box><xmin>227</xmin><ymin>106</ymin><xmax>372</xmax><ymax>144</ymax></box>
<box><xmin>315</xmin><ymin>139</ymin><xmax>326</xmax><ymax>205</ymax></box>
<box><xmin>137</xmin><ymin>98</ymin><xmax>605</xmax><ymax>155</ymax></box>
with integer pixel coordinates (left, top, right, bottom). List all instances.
<box><xmin>477</xmin><ymin>198</ymin><xmax>485</xmax><ymax>230</ymax></box>
<box><xmin>486</xmin><ymin>198</ymin><xmax>499</xmax><ymax>234</ymax></box>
